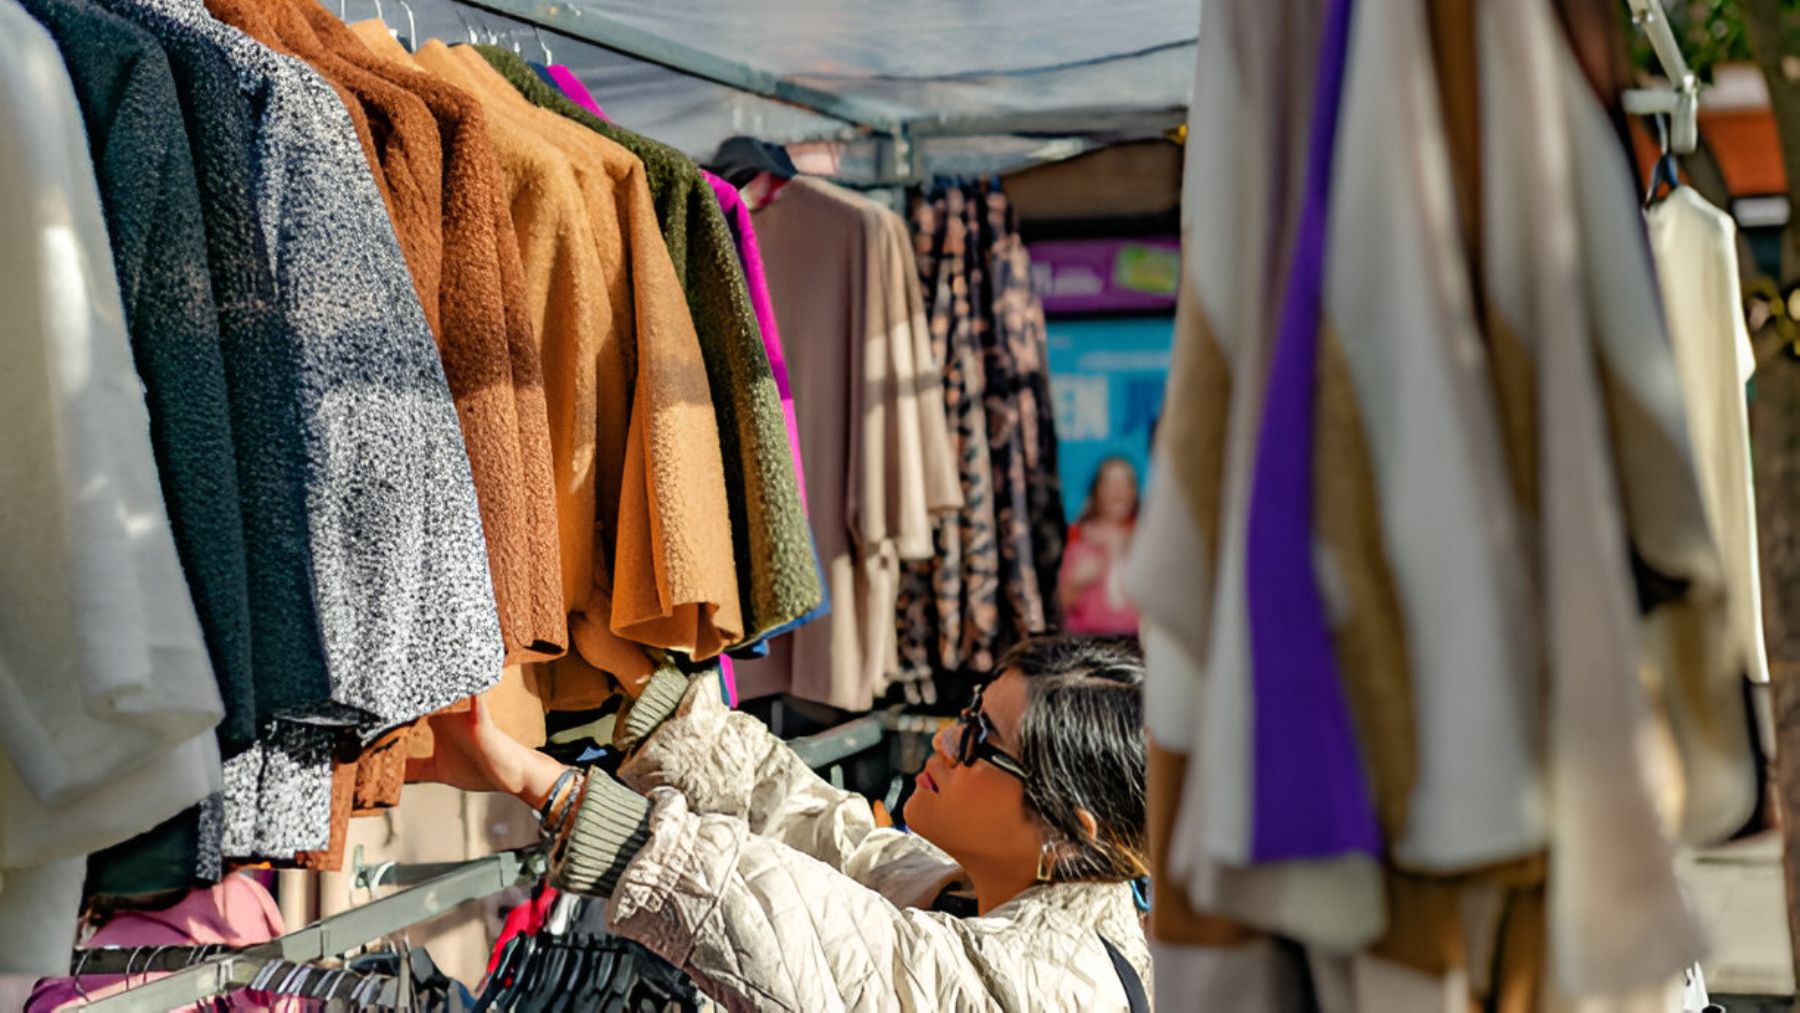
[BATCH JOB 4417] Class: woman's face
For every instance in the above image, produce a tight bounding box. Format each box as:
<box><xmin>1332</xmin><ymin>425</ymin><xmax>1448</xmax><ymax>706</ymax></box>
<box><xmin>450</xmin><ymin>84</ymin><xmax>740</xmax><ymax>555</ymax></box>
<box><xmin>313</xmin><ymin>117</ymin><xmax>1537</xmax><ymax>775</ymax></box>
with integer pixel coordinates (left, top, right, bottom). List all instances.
<box><xmin>905</xmin><ymin>669</ymin><xmax>1043</xmax><ymax>873</ymax></box>
<box><xmin>1092</xmin><ymin>462</ymin><xmax>1139</xmax><ymax>523</ymax></box>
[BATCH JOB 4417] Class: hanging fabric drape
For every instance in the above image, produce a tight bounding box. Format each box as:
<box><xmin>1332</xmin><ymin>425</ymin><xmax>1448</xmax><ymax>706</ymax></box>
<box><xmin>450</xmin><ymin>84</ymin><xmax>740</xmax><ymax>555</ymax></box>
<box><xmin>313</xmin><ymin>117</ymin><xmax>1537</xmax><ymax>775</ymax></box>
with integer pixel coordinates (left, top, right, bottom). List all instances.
<box><xmin>731</xmin><ymin>176</ymin><xmax>962</xmax><ymax>712</ymax></box>
<box><xmin>1137</xmin><ymin>0</ymin><xmax>1763</xmax><ymax>1007</ymax></box>
<box><xmin>893</xmin><ymin>180</ymin><xmax>1066</xmax><ymax>706</ymax></box>
<box><xmin>0</xmin><ymin>0</ymin><xmax>829</xmax><ymax>973</ymax></box>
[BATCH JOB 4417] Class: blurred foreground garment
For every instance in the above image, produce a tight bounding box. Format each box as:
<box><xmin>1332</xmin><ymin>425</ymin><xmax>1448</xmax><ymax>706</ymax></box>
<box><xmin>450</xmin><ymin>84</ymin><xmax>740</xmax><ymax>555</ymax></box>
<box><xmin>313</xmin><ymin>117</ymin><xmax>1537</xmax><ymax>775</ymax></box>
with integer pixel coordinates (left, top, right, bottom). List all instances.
<box><xmin>1131</xmin><ymin>0</ymin><xmax>1764</xmax><ymax>1007</ymax></box>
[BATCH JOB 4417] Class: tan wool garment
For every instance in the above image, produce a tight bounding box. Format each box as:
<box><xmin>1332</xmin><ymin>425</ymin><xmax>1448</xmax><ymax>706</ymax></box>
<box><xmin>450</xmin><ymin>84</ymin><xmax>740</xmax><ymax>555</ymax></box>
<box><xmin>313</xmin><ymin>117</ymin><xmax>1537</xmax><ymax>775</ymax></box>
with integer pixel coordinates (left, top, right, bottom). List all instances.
<box><xmin>375</xmin><ymin>36</ymin><xmax>738</xmax><ymax>696</ymax></box>
<box><xmin>449</xmin><ymin>45</ymin><xmax>743</xmax><ymax>672</ymax></box>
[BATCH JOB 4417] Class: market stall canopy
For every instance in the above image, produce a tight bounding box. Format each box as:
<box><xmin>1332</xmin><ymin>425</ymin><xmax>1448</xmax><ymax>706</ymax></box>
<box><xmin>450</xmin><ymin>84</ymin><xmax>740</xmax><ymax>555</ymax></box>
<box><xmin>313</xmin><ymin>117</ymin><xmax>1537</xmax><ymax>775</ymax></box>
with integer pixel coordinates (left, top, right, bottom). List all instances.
<box><xmin>374</xmin><ymin>0</ymin><xmax>1197</xmax><ymax>173</ymax></box>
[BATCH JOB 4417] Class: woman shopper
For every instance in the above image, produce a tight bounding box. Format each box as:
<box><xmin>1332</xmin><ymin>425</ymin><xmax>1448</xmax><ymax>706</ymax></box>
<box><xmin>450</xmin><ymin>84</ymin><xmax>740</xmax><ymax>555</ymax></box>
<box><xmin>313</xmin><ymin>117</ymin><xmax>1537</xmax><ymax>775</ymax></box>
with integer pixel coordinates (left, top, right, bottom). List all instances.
<box><xmin>1059</xmin><ymin>457</ymin><xmax>1143</xmax><ymax>635</ymax></box>
<box><xmin>421</xmin><ymin>634</ymin><xmax>1152</xmax><ymax>1010</ymax></box>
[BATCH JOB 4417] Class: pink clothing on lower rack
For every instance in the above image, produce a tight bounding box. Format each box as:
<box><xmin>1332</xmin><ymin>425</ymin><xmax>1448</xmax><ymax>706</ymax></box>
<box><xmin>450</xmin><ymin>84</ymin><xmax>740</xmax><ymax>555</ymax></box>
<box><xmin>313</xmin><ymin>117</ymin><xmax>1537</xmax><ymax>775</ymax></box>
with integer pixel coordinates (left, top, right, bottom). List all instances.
<box><xmin>29</xmin><ymin>874</ymin><xmax>295</xmax><ymax>1011</ymax></box>
<box><xmin>545</xmin><ymin>64</ymin><xmax>607</xmax><ymax>120</ymax></box>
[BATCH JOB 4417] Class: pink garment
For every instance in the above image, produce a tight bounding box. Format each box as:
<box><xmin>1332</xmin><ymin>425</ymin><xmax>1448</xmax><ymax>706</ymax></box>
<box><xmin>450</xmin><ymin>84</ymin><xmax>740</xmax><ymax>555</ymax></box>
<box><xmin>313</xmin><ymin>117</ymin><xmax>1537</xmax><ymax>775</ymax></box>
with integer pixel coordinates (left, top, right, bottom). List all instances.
<box><xmin>29</xmin><ymin>874</ymin><xmax>292</xmax><ymax>1011</ymax></box>
<box><xmin>1058</xmin><ymin>526</ymin><xmax>1142</xmax><ymax>636</ymax></box>
<box><xmin>718</xmin><ymin>655</ymin><xmax>738</xmax><ymax>709</ymax></box>
<box><xmin>545</xmin><ymin>64</ymin><xmax>607</xmax><ymax>120</ymax></box>
<box><xmin>708</xmin><ymin>173</ymin><xmax>809</xmax><ymax>515</ymax></box>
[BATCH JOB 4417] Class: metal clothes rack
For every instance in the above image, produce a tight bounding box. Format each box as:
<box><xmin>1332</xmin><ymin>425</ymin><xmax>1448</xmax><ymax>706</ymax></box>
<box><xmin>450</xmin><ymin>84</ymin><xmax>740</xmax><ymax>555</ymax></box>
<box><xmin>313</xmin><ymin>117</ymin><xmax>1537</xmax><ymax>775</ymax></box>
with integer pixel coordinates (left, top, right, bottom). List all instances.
<box><xmin>441</xmin><ymin>0</ymin><xmax>1187</xmax><ymax>185</ymax></box>
<box><xmin>1622</xmin><ymin>0</ymin><xmax>1700</xmax><ymax>153</ymax></box>
<box><xmin>69</xmin><ymin>709</ymin><xmax>933</xmax><ymax>1009</ymax></box>
<box><xmin>77</xmin><ymin>847</ymin><xmax>543</xmax><ymax>1011</ymax></box>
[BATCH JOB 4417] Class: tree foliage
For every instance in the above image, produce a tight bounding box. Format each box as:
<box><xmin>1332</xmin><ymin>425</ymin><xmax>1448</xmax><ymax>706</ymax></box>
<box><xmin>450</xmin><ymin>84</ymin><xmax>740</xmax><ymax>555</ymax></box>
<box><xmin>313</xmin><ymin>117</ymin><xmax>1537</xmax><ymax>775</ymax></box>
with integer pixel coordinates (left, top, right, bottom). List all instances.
<box><xmin>1644</xmin><ymin>0</ymin><xmax>1800</xmax><ymax>81</ymax></box>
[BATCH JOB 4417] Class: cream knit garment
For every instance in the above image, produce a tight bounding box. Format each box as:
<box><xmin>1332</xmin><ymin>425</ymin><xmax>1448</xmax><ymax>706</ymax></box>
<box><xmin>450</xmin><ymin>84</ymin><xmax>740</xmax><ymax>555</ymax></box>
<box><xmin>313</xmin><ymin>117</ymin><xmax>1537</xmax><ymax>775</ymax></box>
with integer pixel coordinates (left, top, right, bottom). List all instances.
<box><xmin>0</xmin><ymin>0</ymin><xmax>223</xmax><ymax>973</ymax></box>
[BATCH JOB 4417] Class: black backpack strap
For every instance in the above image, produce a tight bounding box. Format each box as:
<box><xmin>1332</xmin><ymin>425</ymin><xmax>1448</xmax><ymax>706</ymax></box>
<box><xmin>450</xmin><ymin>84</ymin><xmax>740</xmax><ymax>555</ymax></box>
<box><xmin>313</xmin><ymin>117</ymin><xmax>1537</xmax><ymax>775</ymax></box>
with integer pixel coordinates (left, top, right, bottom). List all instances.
<box><xmin>1098</xmin><ymin>935</ymin><xmax>1149</xmax><ymax>1013</ymax></box>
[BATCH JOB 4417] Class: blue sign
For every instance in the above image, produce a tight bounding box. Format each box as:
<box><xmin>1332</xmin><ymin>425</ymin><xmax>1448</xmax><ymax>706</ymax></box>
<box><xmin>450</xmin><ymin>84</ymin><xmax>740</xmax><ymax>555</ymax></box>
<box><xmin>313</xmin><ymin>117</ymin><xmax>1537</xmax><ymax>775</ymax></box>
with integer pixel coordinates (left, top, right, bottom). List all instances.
<box><xmin>1046</xmin><ymin>316</ymin><xmax>1175</xmax><ymax>521</ymax></box>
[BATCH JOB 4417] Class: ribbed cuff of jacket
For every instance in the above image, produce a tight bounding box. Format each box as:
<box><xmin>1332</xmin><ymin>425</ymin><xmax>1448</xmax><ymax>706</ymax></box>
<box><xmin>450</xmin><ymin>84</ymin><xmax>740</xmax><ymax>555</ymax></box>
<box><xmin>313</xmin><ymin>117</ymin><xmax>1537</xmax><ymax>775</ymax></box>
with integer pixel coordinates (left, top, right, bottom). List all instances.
<box><xmin>550</xmin><ymin>773</ymin><xmax>652</xmax><ymax>900</ymax></box>
<box><xmin>617</xmin><ymin>667</ymin><xmax>691</xmax><ymax>752</ymax></box>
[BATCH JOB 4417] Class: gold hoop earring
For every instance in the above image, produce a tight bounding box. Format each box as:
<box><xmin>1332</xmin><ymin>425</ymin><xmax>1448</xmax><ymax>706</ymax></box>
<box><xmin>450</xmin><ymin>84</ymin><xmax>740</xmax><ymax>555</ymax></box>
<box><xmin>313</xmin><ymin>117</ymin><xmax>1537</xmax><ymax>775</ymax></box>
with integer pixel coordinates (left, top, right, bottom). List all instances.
<box><xmin>1035</xmin><ymin>844</ymin><xmax>1055</xmax><ymax>883</ymax></box>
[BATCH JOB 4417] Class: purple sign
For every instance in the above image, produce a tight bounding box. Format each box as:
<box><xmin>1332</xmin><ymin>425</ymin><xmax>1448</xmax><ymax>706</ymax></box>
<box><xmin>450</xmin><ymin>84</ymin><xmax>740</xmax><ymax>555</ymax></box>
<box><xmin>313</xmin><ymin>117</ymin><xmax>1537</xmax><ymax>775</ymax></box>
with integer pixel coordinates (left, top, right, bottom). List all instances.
<box><xmin>1029</xmin><ymin>237</ymin><xmax>1181</xmax><ymax>316</ymax></box>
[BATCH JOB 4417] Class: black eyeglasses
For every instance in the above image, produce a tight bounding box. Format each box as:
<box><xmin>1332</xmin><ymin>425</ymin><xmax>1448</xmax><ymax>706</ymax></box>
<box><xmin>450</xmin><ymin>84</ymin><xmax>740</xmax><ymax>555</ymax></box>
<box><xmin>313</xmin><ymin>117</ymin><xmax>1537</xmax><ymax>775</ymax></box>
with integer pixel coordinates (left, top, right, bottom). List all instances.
<box><xmin>957</xmin><ymin>685</ymin><xmax>1029</xmax><ymax>781</ymax></box>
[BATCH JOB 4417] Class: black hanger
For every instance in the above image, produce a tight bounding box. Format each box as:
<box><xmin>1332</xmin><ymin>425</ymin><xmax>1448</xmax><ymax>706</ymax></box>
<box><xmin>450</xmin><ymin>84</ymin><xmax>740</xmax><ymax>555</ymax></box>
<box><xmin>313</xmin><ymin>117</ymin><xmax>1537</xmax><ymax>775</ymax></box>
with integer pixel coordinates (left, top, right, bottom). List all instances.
<box><xmin>549</xmin><ymin>933</ymin><xmax>588</xmax><ymax>1013</ymax></box>
<box><xmin>515</xmin><ymin>936</ymin><xmax>558</xmax><ymax>1013</ymax></box>
<box><xmin>475</xmin><ymin>933</ymin><xmax>532</xmax><ymax>1013</ymax></box>
<box><xmin>573</xmin><ymin>940</ymin><xmax>612</xmax><ymax>1013</ymax></box>
<box><xmin>710</xmin><ymin>137</ymin><xmax>797</xmax><ymax>187</ymax></box>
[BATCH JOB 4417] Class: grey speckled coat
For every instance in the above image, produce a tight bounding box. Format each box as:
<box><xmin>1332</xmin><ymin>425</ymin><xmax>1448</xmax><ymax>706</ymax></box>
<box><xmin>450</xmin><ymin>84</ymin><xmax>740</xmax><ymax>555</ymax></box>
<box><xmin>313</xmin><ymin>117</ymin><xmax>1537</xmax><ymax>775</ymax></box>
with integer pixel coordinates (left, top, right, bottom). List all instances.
<box><xmin>103</xmin><ymin>0</ymin><xmax>503</xmax><ymax>856</ymax></box>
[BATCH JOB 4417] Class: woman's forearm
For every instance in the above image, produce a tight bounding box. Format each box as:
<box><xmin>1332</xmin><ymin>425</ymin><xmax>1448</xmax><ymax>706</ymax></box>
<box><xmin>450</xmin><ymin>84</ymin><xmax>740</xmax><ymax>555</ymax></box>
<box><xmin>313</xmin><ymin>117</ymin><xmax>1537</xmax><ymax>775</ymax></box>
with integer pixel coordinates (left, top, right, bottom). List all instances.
<box><xmin>513</xmin><ymin>749</ymin><xmax>577</xmax><ymax>812</ymax></box>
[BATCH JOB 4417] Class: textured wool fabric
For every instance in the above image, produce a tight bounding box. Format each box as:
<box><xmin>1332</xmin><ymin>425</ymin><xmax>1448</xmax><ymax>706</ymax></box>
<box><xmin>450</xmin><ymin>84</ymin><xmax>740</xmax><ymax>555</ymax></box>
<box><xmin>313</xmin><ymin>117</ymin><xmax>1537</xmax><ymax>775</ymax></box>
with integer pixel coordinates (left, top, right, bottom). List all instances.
<box><xmin>193</xmin><ymin>0</ymin><xmax>465</xmax><ymax>842</ymax></box>
<box><xmin>709</xmin><ymin>175</ymin><xmax>808</xmax><ymax>513</ymax></box>
<box><xmin>372</xmin><ymin>33</ymin><xmax>739</xmax><ymax>693</ymax></box>
<box><xmin>15</xmin><ymin>0</ymin><xmax>255</xmax><ymax>756</ymax></box>
<box><xmin>75</xmin><ymin>0</ymin><xmax>305</xmax><ymax>883</ymax></box>
<box><xmin>0</xmin><ymin>0</ymin><xmax>223</xmax><ymax>816</ymax></box>
<box><xmin>478</xmin><ymin>45</ymin><xmax>822</xmax><ymax>647</ymax></box>
<box><xmin>711</xmin><ymin>173</ymin><xmax>833</xmax><ymax>663</ymax></box>
<box><xmin>203</xmin><ymin>0</ymin><xmax>442</xmax><ymax>334</ymax></box>
<box><xmin>87</xmin><ymin>0</ymin><xmax>319</xmax><ymax>731</ymax></box>
<box><xmin>107</xmin><ymin>0</ymin><xmax>502</xmax><ymax>859</ymax></box>
<box><xmin>355</xmin><ymin>30</ymin><xmax>609</xmax><ymax>635</ymax></box>
<box><xmin>449</xmin><ymin>46</ymin><xmax>734</xmax><ymax>653</ymax></box>
<box><xmin>0</xmin><ymin>5</ymin><xmax>223</xmax><ymax>969</ymax></box>
<box><xmin>420</xmin><ymin>40</ymin><xmax>741</xmax><ymax>675</ymax></box>
<box><xmin>299</xmin><ymin>1</ymin><xmax>565</xmax><ymax>662</ymax></box>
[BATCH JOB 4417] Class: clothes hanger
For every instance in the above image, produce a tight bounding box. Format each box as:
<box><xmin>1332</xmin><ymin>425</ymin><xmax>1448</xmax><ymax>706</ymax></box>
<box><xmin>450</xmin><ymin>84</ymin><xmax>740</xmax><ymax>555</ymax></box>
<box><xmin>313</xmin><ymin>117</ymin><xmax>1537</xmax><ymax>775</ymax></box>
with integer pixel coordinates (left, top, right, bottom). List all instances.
<box><xmin>1644</xmin><ymin>112</ymin><xmax>1682</xmax><ymax>206</ymax></box>
<box><xmin>474</xmin><ymin>933</ymin><xmax>529</xmax><ymax>1013</ymax></box>
<box><xmin>395</xmin><ymin>0</ymin><xmax>417</xmax><ymax>51</ymax></box>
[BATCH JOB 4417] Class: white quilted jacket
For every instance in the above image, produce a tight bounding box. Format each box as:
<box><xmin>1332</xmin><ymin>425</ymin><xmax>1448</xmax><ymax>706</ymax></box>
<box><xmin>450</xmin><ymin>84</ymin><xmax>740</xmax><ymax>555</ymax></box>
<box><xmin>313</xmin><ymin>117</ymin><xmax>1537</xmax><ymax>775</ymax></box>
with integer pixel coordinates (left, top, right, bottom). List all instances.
<box><xmin>602</xmin><ymin>678</ymin><xmax>1153</xmax><ymax>1011</ymax></box>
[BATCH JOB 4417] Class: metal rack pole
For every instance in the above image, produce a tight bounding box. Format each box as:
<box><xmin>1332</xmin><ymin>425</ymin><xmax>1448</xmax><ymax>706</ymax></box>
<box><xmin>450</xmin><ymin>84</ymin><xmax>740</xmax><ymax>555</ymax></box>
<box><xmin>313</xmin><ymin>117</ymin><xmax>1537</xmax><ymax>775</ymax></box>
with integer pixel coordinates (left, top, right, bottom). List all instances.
<box><xmin>450</xmin><ymin>0</ymin><xmax>911</xmax><ymax>136</ymax></box>
<box><xmin>81</xmin><ymin>848</ymin><xmax>540</xmax><ymax>1011</ymax></box>
<box><xmin>1622</xmin><ymin>0</ymin><xmax>1700</xmax><ymax>152</ymax></box>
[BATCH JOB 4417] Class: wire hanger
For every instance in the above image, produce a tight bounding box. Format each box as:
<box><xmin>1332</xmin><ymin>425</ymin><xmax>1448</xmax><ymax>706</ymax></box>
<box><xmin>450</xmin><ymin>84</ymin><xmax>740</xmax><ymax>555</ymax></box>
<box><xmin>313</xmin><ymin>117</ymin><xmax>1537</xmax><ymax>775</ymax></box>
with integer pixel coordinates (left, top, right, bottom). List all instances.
<box><xmin>396</xmin><ymin>0</ymin><xmax>416</xmax><ymax>50</ymax></box>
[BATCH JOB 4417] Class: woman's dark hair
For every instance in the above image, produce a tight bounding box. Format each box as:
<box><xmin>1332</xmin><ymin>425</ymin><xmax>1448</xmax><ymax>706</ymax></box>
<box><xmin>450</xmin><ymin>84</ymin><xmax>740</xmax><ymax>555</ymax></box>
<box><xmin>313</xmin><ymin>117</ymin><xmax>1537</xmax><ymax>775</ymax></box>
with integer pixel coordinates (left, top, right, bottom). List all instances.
<box><xmin>1076</xmin><ymin>456</ymin><xmax>1140</xmax><ymax>526</ymax></box>
<box><xmin>999</xmin><ymin>633</ymin><xmax>1148</xmax><ymax>883</ymax></box>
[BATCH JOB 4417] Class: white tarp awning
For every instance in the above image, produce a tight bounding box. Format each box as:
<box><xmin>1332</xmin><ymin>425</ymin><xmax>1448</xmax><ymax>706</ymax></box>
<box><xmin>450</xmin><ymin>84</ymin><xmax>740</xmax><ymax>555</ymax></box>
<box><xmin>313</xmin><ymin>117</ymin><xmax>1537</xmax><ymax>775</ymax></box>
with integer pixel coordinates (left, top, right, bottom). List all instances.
<box><xmin>369</xmin><ymin>0</ymin><xmax>1197</xmax><ymax>171</ymax></box>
